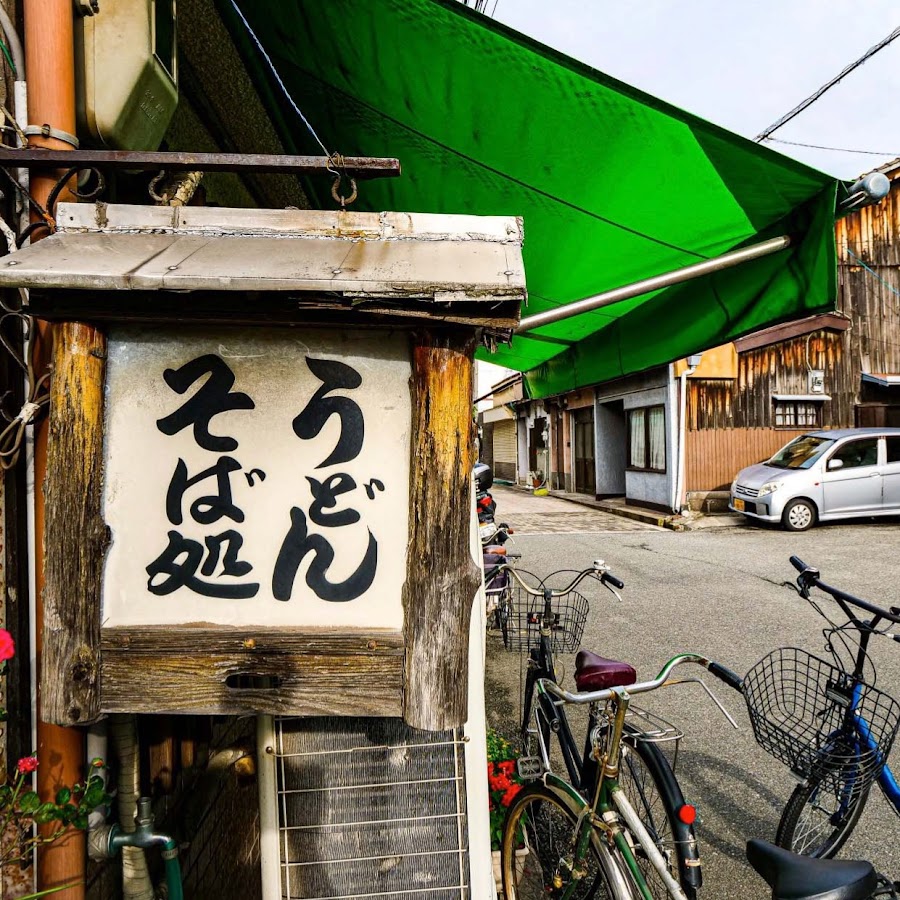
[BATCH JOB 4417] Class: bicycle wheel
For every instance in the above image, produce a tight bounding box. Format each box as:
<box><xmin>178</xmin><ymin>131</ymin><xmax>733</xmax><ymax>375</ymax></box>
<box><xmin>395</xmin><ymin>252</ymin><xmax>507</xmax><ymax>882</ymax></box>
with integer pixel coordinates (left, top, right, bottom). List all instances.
<box><xmin>614</xmin><ymin>732</ymin><xmax>699</xmax><ymax>900</ymax></box>
<box><xmin>775</xmin><ymin>776</ymin><xmax>870</xmax><ymax>858</ymax></box>
<box><xmin>499</xmin><ymin>586</ymin><xmax>513</xmax><ymax>649</ymax></box>
<box><xmin>501</xmin><ymin>782</ymin><xmax>635</xmax><ymax>900</ymax></box>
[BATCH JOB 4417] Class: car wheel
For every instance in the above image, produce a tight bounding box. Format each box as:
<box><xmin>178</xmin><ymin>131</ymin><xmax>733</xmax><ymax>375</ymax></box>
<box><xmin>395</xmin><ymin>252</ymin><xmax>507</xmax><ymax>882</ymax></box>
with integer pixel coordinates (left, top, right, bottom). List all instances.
<box><xmin>782</xmin><ymin>498</ymin><xmax>816</xmax><ymax>532</ymax></box>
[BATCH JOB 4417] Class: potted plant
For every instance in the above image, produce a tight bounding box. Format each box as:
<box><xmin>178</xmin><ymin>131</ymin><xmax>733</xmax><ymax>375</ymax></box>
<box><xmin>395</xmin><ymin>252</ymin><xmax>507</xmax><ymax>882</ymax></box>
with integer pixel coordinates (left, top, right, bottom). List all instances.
<box><xmin>0</xmin><ymin>628</ymin><xmax>110</xmax><ymax>898</ymax></box>
<box><xmin>487</xmin><ymin>728</ymin><xmax>527</xmax><ymax>895</ymax></box>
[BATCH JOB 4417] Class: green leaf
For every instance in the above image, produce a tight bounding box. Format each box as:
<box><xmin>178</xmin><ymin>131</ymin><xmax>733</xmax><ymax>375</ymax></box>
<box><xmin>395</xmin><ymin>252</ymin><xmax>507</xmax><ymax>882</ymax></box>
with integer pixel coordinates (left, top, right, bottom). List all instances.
<box><xmin>82</xmin><ymin>779</ymin><xmax>107</xmax><ymax>808</ymax></box>
<box><xmin>34</xmin><ymin>802</ymin><xmax>60</xmax><ymax>825</ymax></box>
<box><xmin>72</xmin><ymin>813</ymin><xmax>88</xmax><ymax>830</ymax></box>
<box><xmin>19</xmin><ymin>791</ymin><xmax>39</xmax><ymax>813</ymax></box>
<box><xmin>55</xmin><ymin>788</ymin><xmax>71</xmax><ymax>806</ymax></box>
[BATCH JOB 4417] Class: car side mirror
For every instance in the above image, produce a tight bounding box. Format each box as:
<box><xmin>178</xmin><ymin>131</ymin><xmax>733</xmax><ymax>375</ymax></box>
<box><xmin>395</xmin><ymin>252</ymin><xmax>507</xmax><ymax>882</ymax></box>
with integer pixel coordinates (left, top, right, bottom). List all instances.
<box><xmin>827</xmin><ymin>458</ymin><xmax>844</xmax><ymax>471</ymax></box>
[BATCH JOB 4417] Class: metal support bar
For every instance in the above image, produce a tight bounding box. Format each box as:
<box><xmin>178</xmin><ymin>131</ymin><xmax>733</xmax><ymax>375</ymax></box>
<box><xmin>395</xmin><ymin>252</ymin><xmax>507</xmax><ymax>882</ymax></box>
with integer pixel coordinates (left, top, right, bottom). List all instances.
<box><xmin>0</xmin><ymin>149</ymin><xmax>401</xmax><ymax>178</ymax></box>
<box><xmin>516</xmin><ymin>234</ymin><xmax>792</xmax><ymax>334</ymax></box>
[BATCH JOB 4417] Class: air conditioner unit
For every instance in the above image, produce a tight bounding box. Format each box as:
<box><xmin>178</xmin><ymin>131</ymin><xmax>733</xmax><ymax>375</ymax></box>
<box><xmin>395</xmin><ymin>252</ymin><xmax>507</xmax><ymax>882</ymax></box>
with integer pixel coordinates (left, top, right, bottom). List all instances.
<box><xmin>75</xmin><ymin>0</ymin><xmax>178</xmax><ymax>150</ymax></box>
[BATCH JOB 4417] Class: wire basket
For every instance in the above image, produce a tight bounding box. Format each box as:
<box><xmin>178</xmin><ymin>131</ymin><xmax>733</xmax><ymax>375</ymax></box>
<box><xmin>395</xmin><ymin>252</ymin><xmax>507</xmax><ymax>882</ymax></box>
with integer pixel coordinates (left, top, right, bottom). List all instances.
<box><xmin>504</xmin><ymin>586</ymin><xmax>588</xmax><ymax>653</ymax></box>
<box><xmin>743</xmin><ymin>647</ymin><xmax>900</xmax><ymax>793</ymax></box>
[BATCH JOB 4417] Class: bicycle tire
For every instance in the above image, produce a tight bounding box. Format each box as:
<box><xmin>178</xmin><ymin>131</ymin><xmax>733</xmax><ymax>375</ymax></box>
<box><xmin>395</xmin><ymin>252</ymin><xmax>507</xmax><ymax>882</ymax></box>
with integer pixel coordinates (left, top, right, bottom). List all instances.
<box><xmin>500</xmin><ymin>587</ymin><xmax>512</xmax><ymax>649</ymax></box>
<box><xmin>775</xmin><ymin>776</ymin><xmax>870</xmax><ymax>859</ymax></box>
<box><xmin>612</xmin><ymin>729</ymin><xmax>700</xmax><ymax>900</ymax></box>
<box><xmin>501</xmin><ymin>782</ymin><xmax>635</xmax><ymax>900</ymax></box>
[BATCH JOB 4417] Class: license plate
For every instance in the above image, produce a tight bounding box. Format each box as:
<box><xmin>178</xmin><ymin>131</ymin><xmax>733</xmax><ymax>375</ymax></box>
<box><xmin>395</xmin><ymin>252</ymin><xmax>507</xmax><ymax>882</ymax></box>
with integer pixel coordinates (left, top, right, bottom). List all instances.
<box><xmin>733</xmin><ymin>498</ymin><xmax>745</xmax><ymax>512</ymax></box>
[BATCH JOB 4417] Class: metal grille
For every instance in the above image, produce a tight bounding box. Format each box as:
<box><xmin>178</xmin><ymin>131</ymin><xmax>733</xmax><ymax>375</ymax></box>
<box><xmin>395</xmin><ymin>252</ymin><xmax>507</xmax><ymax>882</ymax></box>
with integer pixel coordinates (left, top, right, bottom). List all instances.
<box><xmin>735</xmin><ymin>484</ymin><xmax>760</xmax><ymax>498</ymax></box>
<box><xmin>274</xmin><ymin>717</ymin><xmax>470</xmax><ymax>900</ymax></box>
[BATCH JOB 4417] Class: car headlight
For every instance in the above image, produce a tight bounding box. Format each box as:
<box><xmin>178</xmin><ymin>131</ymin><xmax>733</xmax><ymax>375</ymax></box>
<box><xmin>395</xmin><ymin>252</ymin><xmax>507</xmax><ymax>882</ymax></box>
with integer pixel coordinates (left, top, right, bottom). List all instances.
<box><xmin>730</xmin><ymin>479</ymin><xmax>738</xmax><ymax>494</ymax></box>
<box><xmin>758</xmin><ymin>481</ymin><xmax>783</xmax><ymax>497</ymax></box>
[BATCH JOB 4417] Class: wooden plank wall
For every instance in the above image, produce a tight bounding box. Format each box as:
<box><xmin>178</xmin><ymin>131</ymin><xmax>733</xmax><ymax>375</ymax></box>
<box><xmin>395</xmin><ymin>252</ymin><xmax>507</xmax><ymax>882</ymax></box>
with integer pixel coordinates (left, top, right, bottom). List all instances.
<box><xmin>688</xmin><ymin>332</ymin><xmax>847</xmax><ymax>431</ymax></box>
<box><xmin>685</xmin><ymin>428</ymin><xmax>807</xmax><ymax>492</ymax></box>
<box><xmin>685</xmin><ymin>165</ymin><xmax>900</xmax><ymax>493</ymax></box>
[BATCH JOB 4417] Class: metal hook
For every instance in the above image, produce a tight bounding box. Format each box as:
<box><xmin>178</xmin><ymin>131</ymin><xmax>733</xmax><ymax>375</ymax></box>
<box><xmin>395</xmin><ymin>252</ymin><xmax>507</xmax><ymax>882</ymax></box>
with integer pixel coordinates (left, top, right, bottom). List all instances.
<box><xmin>330</xmin><ymin>174</ymin><xmax>358</xmax><ymax>209</ymax></box>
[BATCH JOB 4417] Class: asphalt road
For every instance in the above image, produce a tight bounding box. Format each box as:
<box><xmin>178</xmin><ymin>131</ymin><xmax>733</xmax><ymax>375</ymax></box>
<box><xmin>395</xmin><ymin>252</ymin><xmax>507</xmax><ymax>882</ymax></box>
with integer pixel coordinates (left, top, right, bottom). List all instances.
<box><xmin>484</xmin><ymin>509</ymin><xmax>900</xmax><ymax>899</ymax></box>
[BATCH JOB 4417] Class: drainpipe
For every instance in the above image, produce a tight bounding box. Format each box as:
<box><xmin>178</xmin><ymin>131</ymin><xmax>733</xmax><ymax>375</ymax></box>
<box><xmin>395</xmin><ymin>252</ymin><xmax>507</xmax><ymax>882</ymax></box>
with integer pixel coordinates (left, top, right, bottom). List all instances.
<box><xmin>23</xmin><ymin>1</ymin><xmax>85</xmax><ymax>897</ymax></box>
<box><xmin>674</xmin><ymin>355</ymin><xmax>702</xmax><ymax>514</ymax></box>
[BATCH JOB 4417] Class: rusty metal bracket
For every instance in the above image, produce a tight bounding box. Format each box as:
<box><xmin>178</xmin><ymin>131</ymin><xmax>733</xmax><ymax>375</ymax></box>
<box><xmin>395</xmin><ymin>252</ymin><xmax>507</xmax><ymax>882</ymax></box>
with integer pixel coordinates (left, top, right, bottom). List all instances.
<box><xmin>0</xmin><ymin>149</ymin><xmax>401</xmax><ymax>179</ymax></box>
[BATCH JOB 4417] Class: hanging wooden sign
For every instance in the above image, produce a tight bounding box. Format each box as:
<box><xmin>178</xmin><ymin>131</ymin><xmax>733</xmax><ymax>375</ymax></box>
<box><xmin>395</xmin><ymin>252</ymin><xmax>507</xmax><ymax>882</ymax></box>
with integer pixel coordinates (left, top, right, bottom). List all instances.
<box><xmin>2</xmin><ymin>203</ymin><xmax>524</xmax><ymax>728</ymax></box>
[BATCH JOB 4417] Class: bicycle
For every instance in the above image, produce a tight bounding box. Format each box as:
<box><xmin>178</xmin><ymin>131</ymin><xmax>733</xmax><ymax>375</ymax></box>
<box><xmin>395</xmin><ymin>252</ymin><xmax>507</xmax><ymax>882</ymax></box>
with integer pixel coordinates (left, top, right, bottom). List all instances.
<box><xmin>496</xmin><ymin>560</ymin><xmax>742</xmax><ymax>900</ymax></box>
<box><xmin>483</xmin><ymin>529</ymin><xmax>520</xmax><ymax>649</ymax></box>
<box><xmin>740</xmin><ymin>556</ymin><xmax>900</xmax><ymax>859</ymax></box>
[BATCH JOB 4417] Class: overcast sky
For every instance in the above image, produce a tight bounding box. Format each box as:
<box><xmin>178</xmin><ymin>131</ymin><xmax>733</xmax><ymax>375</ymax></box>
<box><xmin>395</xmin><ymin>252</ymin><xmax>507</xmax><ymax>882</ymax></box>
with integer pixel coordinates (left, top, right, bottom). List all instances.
<box><xmin>493</xmin><ymin>0</ymin><xmax>900</xmax><ymax>180</ymax></box>
<box><xmin>477</xmin><ymin>1</ymin><xmax>900</xmax><ymax>398</ymax></box>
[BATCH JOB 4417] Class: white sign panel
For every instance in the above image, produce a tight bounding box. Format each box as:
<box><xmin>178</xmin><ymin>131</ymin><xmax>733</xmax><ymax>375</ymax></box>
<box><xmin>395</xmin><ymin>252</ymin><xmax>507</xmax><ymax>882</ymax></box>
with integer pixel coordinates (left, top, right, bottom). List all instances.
<box><xmin>102</xmin><ymin>327</ymin><xmax>411</xmax><ymax>630</ymax></box>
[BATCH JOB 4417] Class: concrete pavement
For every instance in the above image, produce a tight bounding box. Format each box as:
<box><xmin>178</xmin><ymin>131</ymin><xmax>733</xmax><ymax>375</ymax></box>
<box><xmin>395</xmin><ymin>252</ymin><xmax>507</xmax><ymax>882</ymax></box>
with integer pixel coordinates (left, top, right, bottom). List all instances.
<box><xmin>490</xmin><ymin>484</ymin><xmax>664</xmax><ymax>533</ymax></box>
<box><xmin>484</xmin><ymin>520</ymin><xmax>900</xmax><ymax>898</ymax></box>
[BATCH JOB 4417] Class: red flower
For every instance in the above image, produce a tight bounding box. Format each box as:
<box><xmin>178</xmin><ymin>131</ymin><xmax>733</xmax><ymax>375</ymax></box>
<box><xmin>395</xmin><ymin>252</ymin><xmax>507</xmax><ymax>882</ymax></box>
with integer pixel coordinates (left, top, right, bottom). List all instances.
<box><xmin>497</xmin><ymin>760</ymin><xmax>516</xmax><ymax>776</ymax></box>
<box><xmin>489</xmin><ymin>772</ymin><xmax>512</xmax><ymax>793</ymax></box>
<box><xmin>502</xmin><ymin>783</ymin><xmax>523</xmax><ymax>806</ymax></box>
<box><xmin>16</xmin><ymin>756</ymin><xmax>38</xmax><ymax>775</ymax></box>
<box><xmin>0</xmin><ymin>629</ymin><xmax>14</xmax><ymax>662</ymax></box>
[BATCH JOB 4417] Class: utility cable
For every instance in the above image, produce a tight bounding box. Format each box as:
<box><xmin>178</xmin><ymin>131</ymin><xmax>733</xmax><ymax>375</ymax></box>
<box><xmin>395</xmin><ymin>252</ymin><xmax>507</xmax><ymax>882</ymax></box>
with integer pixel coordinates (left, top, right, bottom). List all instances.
<box><xmin>756</xmin><ymin>24</ymin><xmax>900</xmax><ymax>142</ymax></box>
<box><xmin>227</xmin><ymin>0</ymin><xmax>331</xmax><ymax>157</ymax></box>
<box><xmin>845</xmin><ymin>247</ymin><xmax>900</xmax><ymax>300</ymax></box>
<box><xmin>766</xmin><ymin>137</ymin><xmax>900</xmax><ymax>157</ymax></box>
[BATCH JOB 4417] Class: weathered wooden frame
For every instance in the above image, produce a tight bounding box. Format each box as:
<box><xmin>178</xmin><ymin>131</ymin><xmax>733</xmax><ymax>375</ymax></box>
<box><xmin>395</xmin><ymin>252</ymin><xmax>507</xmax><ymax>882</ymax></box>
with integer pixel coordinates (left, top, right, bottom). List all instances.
<box><xmin>41</xmin><ymin>319</ymin><xmax>483</xmax><ymax>729</ymax></box>
<box><xmin>27</xmin><ymin>204</ymin><xmax>523</xmax><ymax>730</ymax></box>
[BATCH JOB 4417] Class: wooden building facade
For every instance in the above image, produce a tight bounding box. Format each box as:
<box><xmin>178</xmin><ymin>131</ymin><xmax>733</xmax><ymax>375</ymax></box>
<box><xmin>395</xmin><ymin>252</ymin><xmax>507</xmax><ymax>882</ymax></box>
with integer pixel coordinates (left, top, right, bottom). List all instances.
<box><xmin>685</xmin><ymin>159</ymin><xmax>900</xmax><ymax>493</ymax></box>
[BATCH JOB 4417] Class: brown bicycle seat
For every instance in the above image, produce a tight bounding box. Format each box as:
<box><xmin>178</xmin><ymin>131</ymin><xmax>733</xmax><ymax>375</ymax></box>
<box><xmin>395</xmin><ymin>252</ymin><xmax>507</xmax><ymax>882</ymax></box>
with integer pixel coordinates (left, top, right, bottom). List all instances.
<box><xmin>574</xmin><ymin>650</ymin><xmax>636</xmax><ymax>692</ymax></box>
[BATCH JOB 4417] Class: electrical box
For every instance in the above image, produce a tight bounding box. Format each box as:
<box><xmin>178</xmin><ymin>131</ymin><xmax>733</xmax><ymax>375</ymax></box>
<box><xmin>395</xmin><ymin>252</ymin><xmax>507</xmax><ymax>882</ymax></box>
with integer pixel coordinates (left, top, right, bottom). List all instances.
<box><xmin>808</xmin><ymin>370</ymin><xmax>826</xmax><ymax>394</ymax></box>
<box><xmin>75</xmin><ymin>0</ymin><xmax>178</xmax><ymax>150</ymax></box>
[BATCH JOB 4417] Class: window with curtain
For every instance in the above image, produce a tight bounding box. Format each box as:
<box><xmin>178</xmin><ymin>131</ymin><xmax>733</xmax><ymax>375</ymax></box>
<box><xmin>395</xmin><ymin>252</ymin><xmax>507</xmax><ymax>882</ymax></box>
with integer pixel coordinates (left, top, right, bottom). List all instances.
<box><xmin>627</xmin><ymin>405</ymin><xmax>666</xmax><ymax>472</ymax></box>
<box><xmin>774</xmin><ymin>399</ymin><xmax>822</xmax><ymax>428</ymax></box>
<box><xmin>629</xmin><ymin>408</ymin><xmax>646</xmax><ymax>469</ymax></box>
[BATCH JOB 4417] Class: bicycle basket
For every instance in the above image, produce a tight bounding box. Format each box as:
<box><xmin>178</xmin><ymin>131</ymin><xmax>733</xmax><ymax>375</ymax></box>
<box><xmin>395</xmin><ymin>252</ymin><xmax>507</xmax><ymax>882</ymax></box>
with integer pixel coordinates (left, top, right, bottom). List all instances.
<box><xmin>505</xmin><ymin>586</ymin><xmax>588</xmax><ymax>653</ymax></box>
<box><xmin>743</xmin><ymin>647</ymin><xmax>900</xmax><ymax>793</ymax></box>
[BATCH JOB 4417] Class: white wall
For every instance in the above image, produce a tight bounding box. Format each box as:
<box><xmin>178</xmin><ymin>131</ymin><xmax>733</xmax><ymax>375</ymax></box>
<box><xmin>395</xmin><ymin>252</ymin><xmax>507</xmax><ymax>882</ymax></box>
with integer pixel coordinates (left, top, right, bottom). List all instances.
<box><xmin>595</xmin><ymin>371</ymin><xmax>675</xmax><ymax>509</ymax></box>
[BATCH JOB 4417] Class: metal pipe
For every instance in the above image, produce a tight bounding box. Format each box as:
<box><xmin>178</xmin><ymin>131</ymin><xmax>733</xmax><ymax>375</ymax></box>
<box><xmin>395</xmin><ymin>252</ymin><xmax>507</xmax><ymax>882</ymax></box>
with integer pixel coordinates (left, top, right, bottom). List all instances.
<box><xmin>674</xmin><ymin>357</ymin><xmax>701</xmax><ymax>513</ymax></box>
<box><xmin>0</xmin><ymin>6</ymin><xmax>25</xmax><ymax>77</ymax></box>
<box><xmin>516</xmin><ymin>235</ymin><xmax>792</xmax><ymax>333</ymax></box>
<box><xmin>0</xmin><ymin>148</ymin><xmax>402</xmax><ymax>178</ymax></box>
<box><xmin>24</xmin><ymin>1</ymin><xmax>84</xmax><ymax>896</ymax></box>
<box><xmin>257</xmin><ymin>717</ymin><xmax>281</xmax><ymax>900</ymax></box>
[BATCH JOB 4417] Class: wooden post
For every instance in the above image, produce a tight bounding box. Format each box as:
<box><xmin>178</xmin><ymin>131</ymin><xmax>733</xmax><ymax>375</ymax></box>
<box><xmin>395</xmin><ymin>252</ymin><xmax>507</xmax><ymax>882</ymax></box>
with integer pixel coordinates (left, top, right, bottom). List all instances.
<box><xmin>402</xmin><ymin>330</ymin><xmax>482</xmax><ymax>731</ymax></box>
<box><xmin>41</xmin><ymin>322</ymin><xmax>109</xmax><ymax>725</ymax></box>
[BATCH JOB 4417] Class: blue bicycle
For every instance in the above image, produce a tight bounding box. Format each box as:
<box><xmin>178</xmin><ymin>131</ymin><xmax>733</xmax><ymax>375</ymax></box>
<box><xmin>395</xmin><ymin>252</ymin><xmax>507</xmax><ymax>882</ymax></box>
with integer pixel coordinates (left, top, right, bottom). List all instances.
<box><xmin>742</xmin><ymin>556</ymin><xmax>900</xmax><ymax>859</ymax></box>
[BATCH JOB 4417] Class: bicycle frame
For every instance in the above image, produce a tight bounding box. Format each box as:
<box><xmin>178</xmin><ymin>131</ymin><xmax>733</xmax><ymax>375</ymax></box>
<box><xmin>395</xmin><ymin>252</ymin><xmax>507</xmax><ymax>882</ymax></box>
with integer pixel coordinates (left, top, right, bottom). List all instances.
<box><xmin>807</xmin><ymin>591</ymin><xmax>900</xmax><ymax>815</ymax></box>
<box><xmin>530</xmin><ymin>653</ymin><xmax>736</xmax><ymax>900</ymax></box>
<box><xmin>532</xmin><ymin>689</ymin><xmax>691</xmax><ymax>900</ymax></box>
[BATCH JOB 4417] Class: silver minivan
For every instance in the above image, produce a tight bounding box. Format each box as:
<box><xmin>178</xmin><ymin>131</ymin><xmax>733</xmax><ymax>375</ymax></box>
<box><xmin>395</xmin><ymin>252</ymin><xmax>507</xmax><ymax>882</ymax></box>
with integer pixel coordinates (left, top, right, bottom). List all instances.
<box><xmin>729</xmin><ymin>428</ymin><xmax>900</xmax><ymax>531</ymax></box>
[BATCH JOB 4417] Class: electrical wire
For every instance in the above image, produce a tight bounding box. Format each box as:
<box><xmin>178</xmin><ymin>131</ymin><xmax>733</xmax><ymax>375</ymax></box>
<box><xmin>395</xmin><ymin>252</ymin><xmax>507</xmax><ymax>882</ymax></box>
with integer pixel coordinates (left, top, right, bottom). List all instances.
<box><xmin>227</xmin><ymin>0</ymin><xmax>331</xmax><ymax>158</ymax></box>
<box><xmin>756</xmin><ymin>24</ymin><xmax>900</xmax><ymax>142</ymax></box>
<box><xmin>765</xmin><ymin>136</ymin><xmax>900</xmax><ymax>157</ymax></box>
<box><xmin>0</xmin><ymin>37</ymin><xmax>15</xmax><ymax>77</ymax></box>
<box><xmin>845</xmin><ymin>247</ymin><xmax>900</xmax><ymax>299</ymax></box>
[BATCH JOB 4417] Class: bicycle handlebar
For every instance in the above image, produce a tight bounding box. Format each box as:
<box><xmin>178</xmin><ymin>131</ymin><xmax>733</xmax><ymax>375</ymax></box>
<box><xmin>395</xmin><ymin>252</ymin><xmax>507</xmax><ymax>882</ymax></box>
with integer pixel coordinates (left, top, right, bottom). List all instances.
<box><xmin>498</xmin><ymin>561</ymin><xmax>625</xmax><ymax>597</ymax></box>
<box><xmin>789</xmin><ymin>556</ymin><xmax>900</xmax><ymax>627</ymax></box>
<box><xmin>545</xmin><ymin>653</ymin><xmax>715</xmax><ymax>704</ymax></box>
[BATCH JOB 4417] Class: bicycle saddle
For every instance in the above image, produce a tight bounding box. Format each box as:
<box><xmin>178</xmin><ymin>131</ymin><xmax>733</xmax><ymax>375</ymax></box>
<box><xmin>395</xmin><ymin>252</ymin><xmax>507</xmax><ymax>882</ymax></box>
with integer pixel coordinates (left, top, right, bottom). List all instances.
<box><xmin>574</xmin><ymin>650</ymin><xmax>636</xmax><ymax>692</ymax></box>
<box><xmin>747</xmin><ymin>840</ymin><xmax>877</xmax><ymax>900</ymax></box>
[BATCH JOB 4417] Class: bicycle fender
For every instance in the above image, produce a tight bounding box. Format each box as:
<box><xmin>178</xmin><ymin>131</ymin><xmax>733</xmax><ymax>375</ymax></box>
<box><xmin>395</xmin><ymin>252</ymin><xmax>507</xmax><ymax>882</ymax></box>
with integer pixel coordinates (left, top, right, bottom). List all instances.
<box><xmin>541</xmin><ymin>772</ymin><xmax>590</xmax><ymax>810</ymax></box>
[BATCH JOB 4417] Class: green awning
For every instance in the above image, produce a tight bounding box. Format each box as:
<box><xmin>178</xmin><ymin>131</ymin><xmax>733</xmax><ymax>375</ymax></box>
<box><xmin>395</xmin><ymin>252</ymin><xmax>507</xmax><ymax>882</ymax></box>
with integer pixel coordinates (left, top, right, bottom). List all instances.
<box><xmin>220</xmin><ymin>0</ymin><xmax>840</xmax><ymax>398</ymax></box>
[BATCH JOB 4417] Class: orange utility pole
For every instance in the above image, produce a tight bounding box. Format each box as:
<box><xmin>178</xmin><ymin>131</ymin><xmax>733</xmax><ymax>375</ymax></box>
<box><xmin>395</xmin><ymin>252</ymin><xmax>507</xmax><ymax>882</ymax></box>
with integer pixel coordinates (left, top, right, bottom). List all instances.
<box><xmin>23</xmin><ymin>1</ymin><xmax>86</xmax><ymax>897</ymax></box>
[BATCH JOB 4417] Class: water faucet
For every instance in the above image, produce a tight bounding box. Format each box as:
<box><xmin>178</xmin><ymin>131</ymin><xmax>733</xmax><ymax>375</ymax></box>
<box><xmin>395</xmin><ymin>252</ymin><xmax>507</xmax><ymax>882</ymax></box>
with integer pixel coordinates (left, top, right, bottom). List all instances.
<box><xmin>88</xmin><ymin>797</ymin><xmax>183</xmax><ymax>900</ymax></box>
